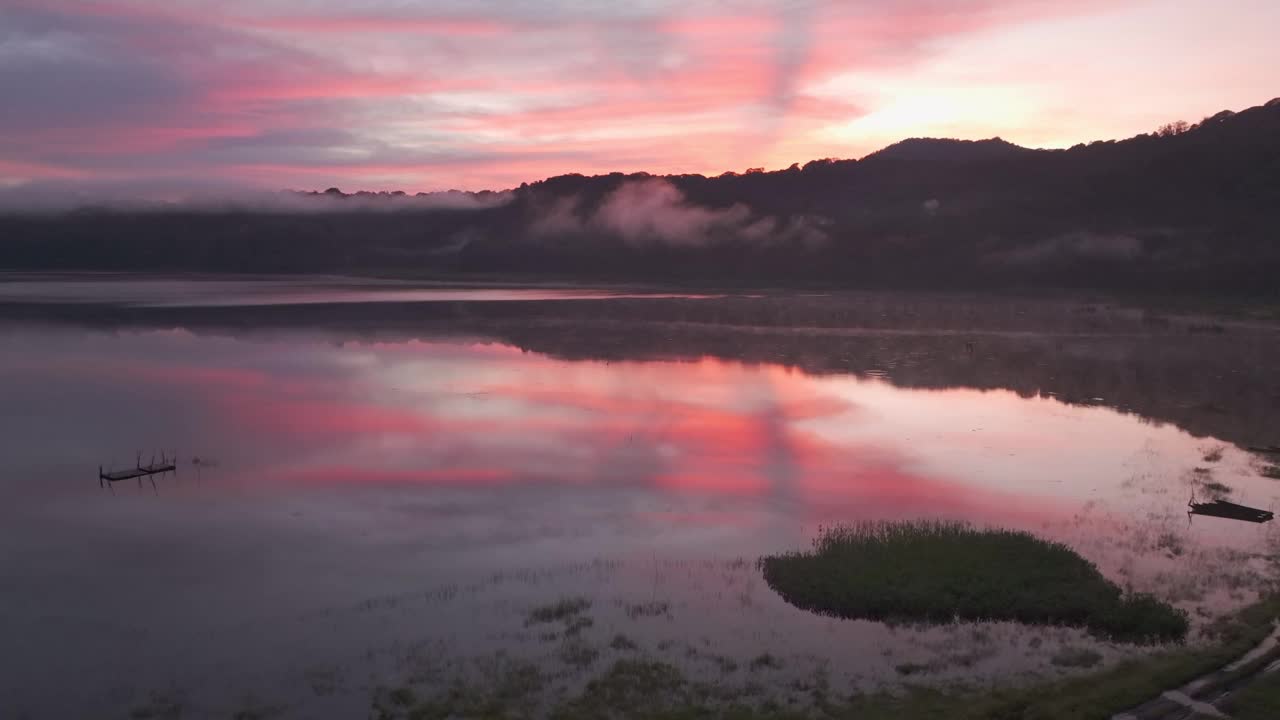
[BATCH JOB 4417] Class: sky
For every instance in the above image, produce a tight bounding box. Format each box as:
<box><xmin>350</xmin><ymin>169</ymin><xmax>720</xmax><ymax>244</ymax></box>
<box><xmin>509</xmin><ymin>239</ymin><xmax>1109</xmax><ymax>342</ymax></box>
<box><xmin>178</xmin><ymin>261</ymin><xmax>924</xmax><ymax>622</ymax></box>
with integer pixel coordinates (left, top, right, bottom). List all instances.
<box><xmin>1</xmin><ymin>0</ymin><xmax>1277</xmax><ymax>194</ymax></box>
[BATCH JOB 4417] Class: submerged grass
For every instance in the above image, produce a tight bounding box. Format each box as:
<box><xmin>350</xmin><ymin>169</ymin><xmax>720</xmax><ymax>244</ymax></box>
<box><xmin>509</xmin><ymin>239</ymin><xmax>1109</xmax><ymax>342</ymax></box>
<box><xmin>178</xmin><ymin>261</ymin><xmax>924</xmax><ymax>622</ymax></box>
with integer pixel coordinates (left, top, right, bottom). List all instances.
<box><xmin>748</xmin><ymin>653</ymin><xmax>784</xmax><ymax>672</ymax></box>
<box><xmin>372</xmin><ymin>657</ymin><xmax>546</xmax><ymax>720</ymax></box>
<box><xmin>1199</xmin><ymin>480</ymin><xmax>1233</xmax><ymax>496</ymax></box>
<box><xmin>559</xmin><ymin>640</ymin><xmax>601</xmax><ymax>669</ymax></box>
<box><xmin>551</xmin><ymin>659</ymin><xmax>689</xmax><ymax>719</ymax></box>
<box><xmin>953</xmin><ymin>593</ymin><xmax>1280</xmax><ymax>720</ymax></box>
<box><xmin>609</xmin><ymin>634</ymin><xmax>638</xmax><ymax>652</ymax></box>
<box><xmin>760</xmin><ymin>521</ymin><xmax>1188</xmax><ymax>643</ymax></box>
<box><xmin>371</xmin><ymin>596</ymin><xmax>1279</xmax><ymax>720</ymax></box>
<box><xmin>128</xmin><ymin>691</ymin><xmax>184</xmax><ymax>720</ymax></box>
<box><xmin>564</xmin><ymin>616</ymin><xmax>594</xmax><ymax>637</ymax></box>
<box><xmin>526</xmin><ymin>597</ymin><xmax>591</xmax><ymax>626</ymax></box>
<box><xmin>624</xmin><ymin>601</ymin><xmax>671</xmax><ymax>620</ymax></box>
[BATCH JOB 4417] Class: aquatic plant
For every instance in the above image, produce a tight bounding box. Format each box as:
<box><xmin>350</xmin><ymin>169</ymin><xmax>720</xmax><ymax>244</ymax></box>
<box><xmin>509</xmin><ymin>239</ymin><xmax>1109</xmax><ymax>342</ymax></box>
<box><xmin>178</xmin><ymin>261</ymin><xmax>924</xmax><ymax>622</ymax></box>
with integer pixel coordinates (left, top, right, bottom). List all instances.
<box><xmin>388</xmin><ymin>687</ymin><xmax>416</xmax><ymax>707</ymax></box>
<box><xmin>1155</xmin><ymin>531</ymin><xmax>1186</xmax><ymax>557</ymax></box>
<box><xmin>526</xmin><ymin>596</ymin><xmax>591</xmax><ymax>625</ymax></box>
<box><xmin>748</xmin><ymin>652</ymin><xmax>784</xmax><ymax>672</ymax></box>
<box><xmin>1199</xmin><ymin>480</ymin><xmax>1233</xmax><ymax>497</ymax></box>
<box><xmin>551</xmin><ymin>659</ymin><xmax>688</xmax><ymax>719</ymax></box>
<box><xmin>760</xmin><ymin>521</ymin><xmax>1188</xmax><ymax>644</ymax></box>
<box><xmin>128</xmin><ymin>690</ymin><xmax>185</xmax><ymax>720</ymax></box>
<box><xmin>372</xmin><ymin>658</ymin><xmax>546</xmax><ymax>720</ymax></box>
<box><xmin>608</xmin><ymin>634</ymin><xmax>638</xmax><ymax>651</ymax></box>
<box><xmin>371</xmin><ymin>596</ymin><xmax>1280</xmax><ymax>720</ymax></box>
<box><xmin>564</xmin><ymin>615</ymin><xmax>594</xmax><ymax>637</ymax></box>
<box><xmin>623</xmin><ymin>601</ymin><xmax>670</xmax><ymax>620</ymax></box>
<box><xmin>714</xmin><ymin>655</ymin><xmax>739</xmax><ymax>674</ymax></box>
<box><xmin>894</xmin><ymin>661</ymin><xmax>935</xmax><ymax>676</ymax></box>
<box><xmin>559</xmin><ymin>640</ymin><xmax>600</xmax><ymax>668</ymax></box>
<box><xmin>1202</xmin><ymin>446</ymin><xmax>1225</xmax><ymax>463</ymax></box>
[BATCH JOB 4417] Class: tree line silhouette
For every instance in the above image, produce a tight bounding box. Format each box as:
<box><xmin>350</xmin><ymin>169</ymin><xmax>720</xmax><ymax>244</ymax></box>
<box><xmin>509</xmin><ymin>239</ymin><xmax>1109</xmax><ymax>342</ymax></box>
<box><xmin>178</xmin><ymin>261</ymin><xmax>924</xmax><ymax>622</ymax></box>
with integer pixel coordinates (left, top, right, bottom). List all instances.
<box><xmin>3</xmin><ymin>98</ymin><xmax>1278</xmax><ymax>292</ymax></box>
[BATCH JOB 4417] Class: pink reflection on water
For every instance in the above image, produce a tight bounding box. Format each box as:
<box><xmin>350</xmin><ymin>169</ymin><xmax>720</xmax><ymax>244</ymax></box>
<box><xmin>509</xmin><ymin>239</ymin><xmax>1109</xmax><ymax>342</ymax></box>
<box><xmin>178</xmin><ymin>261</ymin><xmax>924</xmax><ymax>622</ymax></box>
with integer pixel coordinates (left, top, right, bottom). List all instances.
<box><xmin>82</xmin><ymin>339</ymin><xmax>1076</xmax><ymax>532</ymax></box>
<box><xmin>21</xmin><ymin>330</ymin><xmax>1267</xmax><ymax>548</ymax></box>
<box><xmin>6</xmin><ymin>320</ymin><xmax>1280</xmax><ymax>720</ymax></box>
<box><xmin>266</xmin><ymin>466</ymin><xmax>516</xmax><ymax>486</ymax></box>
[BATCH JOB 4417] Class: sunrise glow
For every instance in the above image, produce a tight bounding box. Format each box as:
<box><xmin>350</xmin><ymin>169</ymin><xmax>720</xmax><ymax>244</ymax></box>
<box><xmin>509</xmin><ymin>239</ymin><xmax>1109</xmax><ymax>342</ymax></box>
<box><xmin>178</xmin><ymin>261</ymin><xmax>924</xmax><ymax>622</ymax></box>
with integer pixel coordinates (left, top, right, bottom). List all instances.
<box><xmin>3</xmin><ymin>0</ymin><xmax>1277</xmax><ymax>193</ymax></box>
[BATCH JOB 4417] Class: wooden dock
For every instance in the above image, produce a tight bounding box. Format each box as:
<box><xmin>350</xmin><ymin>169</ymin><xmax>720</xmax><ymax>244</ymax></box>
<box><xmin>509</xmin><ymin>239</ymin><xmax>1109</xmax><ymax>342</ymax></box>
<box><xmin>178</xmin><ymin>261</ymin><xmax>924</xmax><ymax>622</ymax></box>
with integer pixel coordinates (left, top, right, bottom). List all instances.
<box><xmin>1188</xmin><ymin>499</ymin><xmax>1274</xmax><ymax>523</ymax></box>
<box><xmin>99</xmin><ymin>452</ymin><xmax>177</xmax><ymax>490</ymax></box>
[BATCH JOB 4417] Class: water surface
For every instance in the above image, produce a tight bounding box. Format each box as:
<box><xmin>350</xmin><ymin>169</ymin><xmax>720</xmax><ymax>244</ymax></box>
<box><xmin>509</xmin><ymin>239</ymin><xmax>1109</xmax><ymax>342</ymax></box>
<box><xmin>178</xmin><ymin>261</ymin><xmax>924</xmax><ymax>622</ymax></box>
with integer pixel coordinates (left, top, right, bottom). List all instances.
<box><xmin>2</xmin><ymin>278</ymin><xmax>1278</xmax><ymax>718</ymax></box>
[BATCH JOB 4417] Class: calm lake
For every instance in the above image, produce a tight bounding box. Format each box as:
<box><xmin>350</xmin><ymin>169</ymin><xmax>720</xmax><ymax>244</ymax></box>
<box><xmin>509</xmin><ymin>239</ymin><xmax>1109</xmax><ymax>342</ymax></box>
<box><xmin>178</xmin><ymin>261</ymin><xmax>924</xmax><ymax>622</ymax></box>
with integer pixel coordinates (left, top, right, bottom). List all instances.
<box><xmin>1</xmin><ymin>276</ymin><xmax>1277</xmax><ymax>719</ymax></box>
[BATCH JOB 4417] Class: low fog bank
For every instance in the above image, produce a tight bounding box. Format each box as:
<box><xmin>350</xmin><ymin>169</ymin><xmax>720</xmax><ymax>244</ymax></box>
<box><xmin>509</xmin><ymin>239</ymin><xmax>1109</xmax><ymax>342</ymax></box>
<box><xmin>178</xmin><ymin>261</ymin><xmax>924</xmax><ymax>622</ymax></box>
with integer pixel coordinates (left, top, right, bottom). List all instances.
<box><xmin>2</xmin><ymin>98</ymin><xmax>1278</xmax><ymax>292</ymax></box>
<box><xmin>527</xmin><ymin>178</ymin><xmax>830</xmax><ymax>249</ymax></box>
<box><xmin>0</xmin><ymin>178</ymin><xmax>512</xmax><ymax>213</ymax></box>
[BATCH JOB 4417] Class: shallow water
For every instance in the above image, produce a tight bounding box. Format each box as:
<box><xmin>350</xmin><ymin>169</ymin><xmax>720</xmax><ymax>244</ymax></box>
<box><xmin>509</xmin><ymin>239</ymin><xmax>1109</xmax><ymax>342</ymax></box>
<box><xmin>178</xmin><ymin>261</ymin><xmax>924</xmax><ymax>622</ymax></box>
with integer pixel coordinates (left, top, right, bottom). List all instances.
<box><xmin>1</xmin><ymin>278</ymin><xmax>1278</xmax><ymax>718</ymax></box>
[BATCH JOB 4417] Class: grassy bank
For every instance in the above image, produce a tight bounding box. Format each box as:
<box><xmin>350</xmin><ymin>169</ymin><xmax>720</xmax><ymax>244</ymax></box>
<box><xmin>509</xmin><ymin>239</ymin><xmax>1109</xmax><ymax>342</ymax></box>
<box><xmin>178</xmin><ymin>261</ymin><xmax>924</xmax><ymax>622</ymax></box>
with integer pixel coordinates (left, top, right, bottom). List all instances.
<box><xmin>759</xmin><ymin>522</ymin><xmax>1188</xmax><ymax>644</ymax></box>
<box><xmin>1226</xmin><ymin>675</ymin><xmax>1280</xmax><ymax>720</ymax></box>
<box><xmin>950</xmin><ymin>593</ymin><xmax>1280</xmax><ymax>719</ymax></box>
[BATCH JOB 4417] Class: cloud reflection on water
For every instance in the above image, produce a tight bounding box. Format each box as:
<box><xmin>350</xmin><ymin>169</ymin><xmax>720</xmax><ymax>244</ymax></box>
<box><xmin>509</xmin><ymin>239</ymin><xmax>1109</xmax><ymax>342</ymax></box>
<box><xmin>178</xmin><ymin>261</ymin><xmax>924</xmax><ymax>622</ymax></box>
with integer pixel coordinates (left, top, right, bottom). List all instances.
<box><xmin>2</xmin><ymin>319</ymin><xmax>1278</xmax><ymax>719</ymax></box>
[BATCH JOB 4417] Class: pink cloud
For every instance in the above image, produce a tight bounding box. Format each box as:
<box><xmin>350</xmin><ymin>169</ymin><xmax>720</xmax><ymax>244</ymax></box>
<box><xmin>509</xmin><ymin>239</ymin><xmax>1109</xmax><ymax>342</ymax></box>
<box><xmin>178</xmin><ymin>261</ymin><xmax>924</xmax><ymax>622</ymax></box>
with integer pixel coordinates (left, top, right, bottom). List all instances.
<box><xmin>0</xmin><ymin>159</ymin><xmax>91</xmax><ymax>181</ymax></box>
<box><xmin>6</xmin><ymin>0</ymin><xmax>1270</xmax><ymax>194</ymax></box>
<box><xmin>240</xmin><ymin>14</ymin><xmax>512</xmax><ymax>37</ymax></box>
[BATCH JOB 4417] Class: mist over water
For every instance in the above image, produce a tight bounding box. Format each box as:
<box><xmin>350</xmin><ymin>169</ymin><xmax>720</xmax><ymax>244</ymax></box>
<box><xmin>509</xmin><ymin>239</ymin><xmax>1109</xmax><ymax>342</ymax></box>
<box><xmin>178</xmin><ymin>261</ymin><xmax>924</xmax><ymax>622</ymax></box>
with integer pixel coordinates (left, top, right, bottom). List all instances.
<box><xmin>0</xmin><ymin>276</ymin><xmax>718</xmax><ymax>306</ymax></box>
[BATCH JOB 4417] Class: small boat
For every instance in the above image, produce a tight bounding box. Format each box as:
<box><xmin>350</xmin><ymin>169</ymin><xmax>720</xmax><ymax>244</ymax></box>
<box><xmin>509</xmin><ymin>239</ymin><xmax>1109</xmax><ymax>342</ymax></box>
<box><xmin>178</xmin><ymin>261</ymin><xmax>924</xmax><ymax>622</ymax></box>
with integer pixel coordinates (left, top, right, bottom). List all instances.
<box><xmin>1188</xmin><ymin>498</ymin><xmax>1274</xmax><ymax>523</ymax></box>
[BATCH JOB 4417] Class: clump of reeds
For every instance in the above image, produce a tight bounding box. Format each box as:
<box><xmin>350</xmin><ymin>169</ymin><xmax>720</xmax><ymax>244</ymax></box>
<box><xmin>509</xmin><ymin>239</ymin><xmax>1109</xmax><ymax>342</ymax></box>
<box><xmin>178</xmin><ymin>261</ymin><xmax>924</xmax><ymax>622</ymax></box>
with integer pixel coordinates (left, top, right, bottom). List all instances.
<box><xmin>760</xmin><ymin>521</ymin><xmax>1187</xmax><ymax>644</ymax></box>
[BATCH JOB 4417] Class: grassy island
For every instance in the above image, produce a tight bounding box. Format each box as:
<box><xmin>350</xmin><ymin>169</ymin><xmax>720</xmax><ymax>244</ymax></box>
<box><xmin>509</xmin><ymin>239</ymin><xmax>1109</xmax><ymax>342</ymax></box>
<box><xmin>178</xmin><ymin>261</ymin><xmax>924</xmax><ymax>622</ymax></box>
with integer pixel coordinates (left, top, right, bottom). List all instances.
<box><xmin>760</xmin><ymin>521</ymin><xmax>1188</xmax><ymax>644</ymax></box>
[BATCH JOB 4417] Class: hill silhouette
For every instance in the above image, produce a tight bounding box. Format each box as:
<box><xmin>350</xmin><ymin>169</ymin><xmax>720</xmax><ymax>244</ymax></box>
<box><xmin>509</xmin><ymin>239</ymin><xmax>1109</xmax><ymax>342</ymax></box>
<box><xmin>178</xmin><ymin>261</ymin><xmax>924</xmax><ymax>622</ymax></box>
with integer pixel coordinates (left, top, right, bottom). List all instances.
<box><xmin>3</xmin><ymin>98</ymin><xmax>1279</xmax><ymax>291</ymax></box>
<box><xmin>862</xmin><ymin>137</ymin><xmax>1031</xmax><ymax>163</ymax></box>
